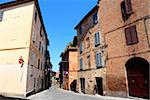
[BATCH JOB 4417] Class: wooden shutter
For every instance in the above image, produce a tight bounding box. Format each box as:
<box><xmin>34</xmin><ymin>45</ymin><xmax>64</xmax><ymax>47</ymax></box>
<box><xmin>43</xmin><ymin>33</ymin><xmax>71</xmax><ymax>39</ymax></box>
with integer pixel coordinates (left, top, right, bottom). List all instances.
<box><xmin>125</xmin><ymin>25</ymin><xmax>138</xmax><ymax>45</ymax></box>
<box><xmin>99</xmin><ymin>53</ymin><xmax>102</xmax><ymax>67</ymax></box>
<box><xmin>96</xmin><ymin>53</ymin><xmax>98</xmax><ymax>67</ymax></box>
<box><xmin>80</xmin><ymin>58</ymin><xmax>83</xmax><ymax>70</ymax></box>
<box><xmin>130</xmin><ymin>25</ymin><xmax>138</xmax><ymax>44</ymax></box>
<box><xmin>96</xmin><ymin>53</ymin><xmax>102</xmax><ymax>68</ymax></box>
<box><xmin>95</xmin><ymin>33</ymin><xmax>97</xmax><ymax>46</ymax></box>
<box><xmin>80</xmin><ymin>43</ymin><xmax>83</xmax><ymax>53</ymax></box>
<box><xmin>125</xmin><ymin>0</ymin><xmax>133</xmax><ymax>14</ymax></box>
<box><xmin>98</xmin><ymin>53</ymin><xmax>102</xmax><ymax>67</ymax></box>
<box><xmin>97</xmin><ymin>32</ymin><xmax>100</xmax><ymax>45</ymax></box>
<box><xmin>125</xmin><ymin>27</ymin><xmax>132</xmax><ymax>45</ymax></box>
<box><xmin>93</xmin><ymin>12</ymin><xmax>98</xmax><ymax>24</ymax></box>
<box><xmin>95</xmin><ymin>32</ymin><xmax>100</xmax><ymax>46</ymax></box>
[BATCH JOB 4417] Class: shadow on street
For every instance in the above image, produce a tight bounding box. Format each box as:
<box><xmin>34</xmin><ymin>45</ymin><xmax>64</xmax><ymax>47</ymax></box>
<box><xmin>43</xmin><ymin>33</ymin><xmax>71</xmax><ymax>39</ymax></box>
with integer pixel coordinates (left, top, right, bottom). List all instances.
<box><xmin>0</xmin><ymin>96</ymin><xmax>29</xmax><ymax>100</ymax></box>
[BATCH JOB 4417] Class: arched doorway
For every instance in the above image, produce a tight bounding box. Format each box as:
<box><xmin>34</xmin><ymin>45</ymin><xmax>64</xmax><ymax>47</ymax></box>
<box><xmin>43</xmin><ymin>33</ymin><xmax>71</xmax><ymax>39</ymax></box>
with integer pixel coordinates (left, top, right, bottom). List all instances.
<box><xmin>125</xmin><ymin>57</ymin><xmax>149</xmax><ymax>99</ymax></box>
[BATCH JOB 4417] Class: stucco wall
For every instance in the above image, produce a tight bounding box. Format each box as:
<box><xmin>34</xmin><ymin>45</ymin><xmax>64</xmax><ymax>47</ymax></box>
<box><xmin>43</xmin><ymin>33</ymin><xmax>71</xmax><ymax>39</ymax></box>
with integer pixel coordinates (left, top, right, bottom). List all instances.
<box><xmin>0</xmin><ymin>2</ymin><xmax>34</xmax><ymax>97</ymax></box>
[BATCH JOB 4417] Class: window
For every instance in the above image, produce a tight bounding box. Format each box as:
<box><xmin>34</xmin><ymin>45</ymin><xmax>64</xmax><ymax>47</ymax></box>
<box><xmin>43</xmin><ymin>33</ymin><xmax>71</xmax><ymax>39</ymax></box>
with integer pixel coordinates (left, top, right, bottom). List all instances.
<box><xmin>41</xmin><ymin>46</ymin><xmax>43</xmax><ymax>55</ymax></box>
<box><xmin>121</xmin><ymin>0</ymin><xmax>133</xmax><ymax>21</ymax></box>
<box><xmin>40</xmin><ymin>26</ymin><xmax>42</xmax><ymax>36</ymax></box>
<box><xmin>38</xmin><ymin>59</ymin><xmax>40</xmax><ymax>69</ymax></box>
<box><xmin>43</xmin><ymin>47</ymin><xmax>45</xmax><ymax>56</ymax></box>
<box><xmin>87</xmin><ymin>55</ymin><xmax>91</xmax><ymax>69</ymax></box>
<box><xmin>80</xmin><ymin>58</ymin><xmax>83</xmax><ymax>70</ymax></box>
<box><xmin>125</xmin><ymin>0</ymin><xmax>133</xmax><ymax>14</ymax></box>
<box><xmin>32</xmin><ymin>31</ymin><xmax>36</xmax><ymax>43</ymax></box>
<box><xmin>96</xmin><ymin>53</ymin><xmax>103</xmax><ymax>68</ymax></box>
<box><xmin>125</xmin><ymin>25</ymin><xmax>138</xmax><ymax>45</ymax></box>
<box><xmin>30</xmin><ymin>51</ymin><xmax>36</xmax><ymax>66</ymax></box>
<box><xmin>41</xmin><ymin>62</ymin><xmax>42</xmax><ymax>70</ymax></box>
<box><xmin>0</xmin><ymin>10</ymin><xmax>4</xmax><ymax>21</ymax></box>
<box><xmin>39</xmin><ymin>42</ymin><xmax>41</xmax><ymax>51</ymax></box>
<box><xmin>95</xmin><ymin>32</ymin><xmax>100</xmax><ymax>47</ymax></box>
<box><xmin>86</xmin><ymin>37</ymin><xmax>90</xmax><ymax>49</ymax></box>
<box><xmin>34</xmin><ymin>11</ymin><xmax>37</xmax><ymax>22</ymax></box>
<box><xmin>93</xmin><ymin>12</ymin><xmax>98</xmax><ymax>24</ymax></box>
<box><xmin>79</xmin><ymin>42</ymin><xmax>83</xmax><ymax>53</ymax></box>
<box><xmin>79</xmin><ymin>26</ymin><xmax>82</xmax><ymax>35</ymax></box>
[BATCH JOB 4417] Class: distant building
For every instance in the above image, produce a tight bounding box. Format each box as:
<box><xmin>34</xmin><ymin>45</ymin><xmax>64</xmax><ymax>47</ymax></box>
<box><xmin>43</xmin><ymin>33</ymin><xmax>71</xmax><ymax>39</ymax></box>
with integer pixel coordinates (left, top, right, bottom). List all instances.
<box><xmin>45</xmin><ymin>51</ymin><xmax>52</xmax><ymax>89</ymax></box>
<box><xmin>59</xmin><ymin>36</ymin><xmax>78</xmax><ymax>92</ymax></box>
<box><xmin>0</xmin><ymin>0</ymin><xmax>51</xmax><ymax>97</ymax></box>
<box><xmin>75</xmin><ymin>5</ymin><xmax>106</xmax><ymax>95</ymax></box>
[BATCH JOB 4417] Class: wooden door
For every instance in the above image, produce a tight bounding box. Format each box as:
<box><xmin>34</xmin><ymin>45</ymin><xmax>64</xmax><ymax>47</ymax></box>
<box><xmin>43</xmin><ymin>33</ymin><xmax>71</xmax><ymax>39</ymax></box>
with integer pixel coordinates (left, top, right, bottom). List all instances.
<box><xmin>127</xmin><ymin>67</ymin><xmax>149</xmax><ymax>99</ymax></box>
<box><xmin>126</xmin><ymin>57</ymin><xmax>149</xmax><ymax>99</ymax></box>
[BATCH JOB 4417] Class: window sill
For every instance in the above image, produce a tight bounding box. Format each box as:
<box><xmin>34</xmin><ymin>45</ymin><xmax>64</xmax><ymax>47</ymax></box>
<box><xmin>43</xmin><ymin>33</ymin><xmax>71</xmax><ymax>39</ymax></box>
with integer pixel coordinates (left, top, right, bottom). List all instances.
<box><xmin>96</xmin><ymin>66</ymin><xmax>103</xmax><ymax>69</ymax></box>
<box><xmin>126</xmin><ymin>41</ymin><xmax>138</xmax><ymax>45</ymax></box>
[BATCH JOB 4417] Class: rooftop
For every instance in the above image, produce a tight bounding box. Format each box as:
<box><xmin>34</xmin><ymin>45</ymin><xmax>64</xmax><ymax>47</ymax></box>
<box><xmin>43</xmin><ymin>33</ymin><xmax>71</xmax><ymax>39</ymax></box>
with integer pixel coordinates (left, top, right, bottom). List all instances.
<box><xmin>74</xmin><ymin>5</ymin><xmax>99</xmax><ymax>29</ymax></box>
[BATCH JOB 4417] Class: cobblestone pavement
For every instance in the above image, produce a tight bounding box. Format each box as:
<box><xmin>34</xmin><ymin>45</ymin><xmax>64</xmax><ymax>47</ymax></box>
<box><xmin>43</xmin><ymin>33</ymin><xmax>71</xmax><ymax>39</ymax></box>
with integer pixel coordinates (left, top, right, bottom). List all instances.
<box><xmin>27</xmin><ymin>87</ymin><xmax>142</xmax><ymax>100</ymax></box>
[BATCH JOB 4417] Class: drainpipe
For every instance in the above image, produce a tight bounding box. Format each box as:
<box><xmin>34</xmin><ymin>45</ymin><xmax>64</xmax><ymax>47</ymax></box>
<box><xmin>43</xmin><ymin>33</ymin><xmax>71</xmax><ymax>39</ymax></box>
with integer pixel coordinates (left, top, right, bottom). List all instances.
<box><xmin>143</xmin><ymin>16</ymin><xmax>150</xmax><ymax>48</ymax></box>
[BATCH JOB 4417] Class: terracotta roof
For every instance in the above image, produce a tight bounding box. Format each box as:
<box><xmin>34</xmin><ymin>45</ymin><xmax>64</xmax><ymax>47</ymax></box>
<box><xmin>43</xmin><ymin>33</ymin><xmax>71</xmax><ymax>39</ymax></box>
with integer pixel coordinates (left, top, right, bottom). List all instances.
<box><xmin>0</xmin><ymin>0</ymin><xmax>49</xmax><ymax>45</ymax></box>
<box><xmin>74</xmin><ymin>5</ymin><xmax>99</xmax><ymax>29</ymax></box>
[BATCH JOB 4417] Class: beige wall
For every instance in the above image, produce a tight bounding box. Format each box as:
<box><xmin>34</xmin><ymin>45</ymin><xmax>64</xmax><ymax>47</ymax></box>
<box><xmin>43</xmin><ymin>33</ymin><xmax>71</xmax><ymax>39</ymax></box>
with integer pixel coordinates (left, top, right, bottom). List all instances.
<box><xmin>0</xmin><ymin>2</ymin><xmax>35</xmax><ymax>97</ymax></box>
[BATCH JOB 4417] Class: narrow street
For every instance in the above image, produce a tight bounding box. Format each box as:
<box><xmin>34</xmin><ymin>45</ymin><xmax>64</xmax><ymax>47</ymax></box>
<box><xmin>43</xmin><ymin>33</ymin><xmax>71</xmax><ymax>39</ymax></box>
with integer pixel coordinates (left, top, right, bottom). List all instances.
<box><xmin>27</xmin><ymin>87</ymin><xmax>139</xmax><ymax>100</ymax></box>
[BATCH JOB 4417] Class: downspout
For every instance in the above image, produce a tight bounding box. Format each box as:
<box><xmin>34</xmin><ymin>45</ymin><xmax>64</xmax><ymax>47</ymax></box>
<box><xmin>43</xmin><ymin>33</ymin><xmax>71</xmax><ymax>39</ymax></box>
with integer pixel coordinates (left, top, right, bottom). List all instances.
<box><xmin>143</xmin><ymin>16</ymin><xmax>150</xmax><ymax>48</ymax></box>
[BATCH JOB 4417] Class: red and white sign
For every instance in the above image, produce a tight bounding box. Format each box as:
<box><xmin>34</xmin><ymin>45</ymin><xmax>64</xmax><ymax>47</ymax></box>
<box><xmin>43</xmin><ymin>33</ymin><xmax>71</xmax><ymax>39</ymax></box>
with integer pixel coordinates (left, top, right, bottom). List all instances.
<box><xmin>18</xmin><ymin>56</ymin><xmax>24</xmax><ymax>64</ymax></box>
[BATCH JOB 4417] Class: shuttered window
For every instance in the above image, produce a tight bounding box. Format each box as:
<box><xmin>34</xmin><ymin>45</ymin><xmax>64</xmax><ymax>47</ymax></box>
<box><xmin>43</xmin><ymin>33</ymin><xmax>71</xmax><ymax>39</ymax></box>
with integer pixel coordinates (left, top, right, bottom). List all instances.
<box><xmin>30</xmin><ymin>51</ymin><xmax>36</xmax><ymax>66</ymax></box>
<box><xmin>93</xmin><ymin>12</ymin><xmax>98</xmax><ymax>24</ymax></box>
<box><xmin>87</xmin><ymin>55</ymin><xmax>91</xmax><ymax>68</ymax></box>
<box><xmin>39</xmin><ymin>42</ymin><xmax>41</xmax><ymax>51</ymax></box>
<box><xmin>79</xmin><ymin>26</ymin><xmax>82</xmax><ymax>35</ymax></box>
<box><xmin>79</xmin><ymin>42</ymin><xmax>83</xmax><ymax>53</ymax></box>
<box><xmin>125</xmin><ymin>25</ymin><xmax>138</xmax><ymax>45</ymax></box>
<box><xmin>38</xmin><ymin>59</ymin><xmax>40</xmax><ymax>69</ymax></box>
<box><xmin>32</xmin><ymin>31</ymin><xmax>36</xmax><ymax>43</ymax></box>
<box><xmin>35</xmin><ymin>11</ymin><xmax>37</xmax><ymax>22</ymax></box>
<box><xmin>125</xmin><ymin>0</ymin><xmax>133</xmax><ymax>14</ymax></box>
<box><xmin>121</xmin><ymin>0</ymin><xmax>133</xmax><ymax>21</ymax></box>
<box><xmin>96</xmin><ymin>53</ymin><xmax>102</xmax><ymax>68</ymax></box>
<box><xmin>80</xmin><ymin>58</ymin><xmax>83</xmax><ymax>70</ymax></box>
<box><xmin>95</xmin><ymin>32</ymin><xmax>100</xmax><ymax>46</ymax></box>
<box><xmin>40</xmin><ymin>26</ymin><xmax>43</xmax><ymax>37</ymax></box>
<box><xmin>0</xmin><ymin>10</ymin><xmax>4</xmax><ymax>21</ymax></box>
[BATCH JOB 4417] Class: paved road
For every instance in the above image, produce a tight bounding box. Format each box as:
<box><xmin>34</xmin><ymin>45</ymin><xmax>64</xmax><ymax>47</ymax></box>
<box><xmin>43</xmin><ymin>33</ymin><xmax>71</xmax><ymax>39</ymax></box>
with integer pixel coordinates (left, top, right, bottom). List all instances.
<box><xmin>27</xmin><ymin>87</ymin><xmax>138</xmax><ymax>100</ymax></box>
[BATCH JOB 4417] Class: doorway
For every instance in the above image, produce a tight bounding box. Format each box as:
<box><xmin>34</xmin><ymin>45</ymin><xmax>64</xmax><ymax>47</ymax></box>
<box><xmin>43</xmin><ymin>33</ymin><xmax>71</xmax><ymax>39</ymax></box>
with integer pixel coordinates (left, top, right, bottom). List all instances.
<box><xmin>95</xmin><ymin>77</ymin><xmax>103</xmax><ymax>95</ymax></box>
<box><xmin>125</xmin><ymin>57</ymin><xmax>149</xmax><ymax>99</ymax></box>
<box><xmin>70</xmin><ymin>80</ymin><xmax>77</xmax><ymax>92</ymax></box>
<box><xmin>80</xmin><ymin>78</ymin><xmax>85</xmax><ymax>93</ymax></box>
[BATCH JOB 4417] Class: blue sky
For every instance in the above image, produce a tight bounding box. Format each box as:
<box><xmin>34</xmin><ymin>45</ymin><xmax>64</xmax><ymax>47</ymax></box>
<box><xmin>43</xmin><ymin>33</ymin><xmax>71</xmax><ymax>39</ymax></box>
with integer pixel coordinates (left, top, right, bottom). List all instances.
<box><xmin>0</xmin><ymin>0</ymin><xmax>97</xmax><ymax>72</ymax></box>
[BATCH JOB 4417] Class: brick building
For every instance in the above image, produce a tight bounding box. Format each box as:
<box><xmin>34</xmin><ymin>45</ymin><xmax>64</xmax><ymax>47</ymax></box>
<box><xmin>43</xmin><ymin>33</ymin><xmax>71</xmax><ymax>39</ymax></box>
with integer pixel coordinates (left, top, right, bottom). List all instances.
<box><xmin>75</xmin><ymin>5</ymin><xmax>106</xmax><ymax>95</ymax></box>
<box><xmin>98</xmin><ymin>0</ymin><xmax>149</xmax><ymax>99</ymax></box>
<box><xmin>75</xmin><ymin>0</ymin><xmax>149</xmax><ymax>99</ymax></box>
<box><xmin>59</xmin><ymin>37</ymin><xmax>78</xmax><ymax>92</ymax></box>
<box><xmin>0</xmin><ymin>0</ymin><xmax>51</xmax><ymax>97</ymax></box>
